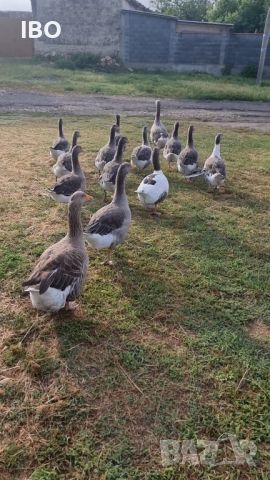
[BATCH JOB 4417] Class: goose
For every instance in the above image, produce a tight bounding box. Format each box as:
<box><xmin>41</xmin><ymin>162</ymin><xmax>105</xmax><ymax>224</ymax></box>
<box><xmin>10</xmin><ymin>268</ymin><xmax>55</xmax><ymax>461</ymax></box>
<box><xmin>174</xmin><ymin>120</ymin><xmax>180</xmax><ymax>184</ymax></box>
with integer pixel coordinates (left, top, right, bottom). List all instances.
<box><xmin>115</xmin><ymin>114</ymin><xmax>121</xmax><ymax>146</ymax></box>
<box><xmin>150</xmin><ymin>100</ymin><xmax>168</xmax><ymax>148</ymax></box>
<box><xmin>84</xmin><ymin>163</ymin><xmax>131</xmax><ymax>266</ymax></box>
<box><xmin>100</xmin><ymin>137</ymin><xmax>128</xmax><ymax>201</ymax></box>
<box><xmin>203</xmin><ymin>134</ymin><xmax>226</xmax><ymax>191</ymax></box>
<box><xmin>163</xmin><ymin>122</ymin><xmax>181</xmax><ymax>168</ymax></box>
<box><xmin>23</xmin><ymin>191</ymin><xmax>93</xmax><ymax>313</ymax></box>
<box><xmin>52</xmin><ymin>130</ymin><xmax>80</xmax><ymax>180</ymax></box>
<box><xmin>136</xmin><ymin>148</ymin><xmax>169</xmax><ymax>216</ymax></box>
<box><xmin>95</xmin><ymin>125</ymin><xmax>117</xmax><ymax>173</ymax></box>
<box><xmin>50</xmin><ymin>118</ymin><xmax>69</xmax><ymax>161</ymax></box>
<box><xmin>48</xmin><ymin>146</ymin><xmax>86</xmax><ymax>204</ymax></box>
<box><xmin>178</xmin><ymin>125</ymin><xmax>201</xmax><ymax>179</ymax></box>
<box><xmin>131</xmin><ymin>126</ymin><xmax>152</xmax><ymax>171</ymax></box>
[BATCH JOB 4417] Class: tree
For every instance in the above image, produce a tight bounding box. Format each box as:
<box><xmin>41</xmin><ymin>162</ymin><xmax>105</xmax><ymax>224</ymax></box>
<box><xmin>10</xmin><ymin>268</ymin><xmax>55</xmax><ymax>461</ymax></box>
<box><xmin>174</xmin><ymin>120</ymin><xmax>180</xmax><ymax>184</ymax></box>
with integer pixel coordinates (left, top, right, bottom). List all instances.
<box><xmin>152</xmin><ymin>0</ymin><xmax>269</xmax><ymax>32</ymax></box>
<box><xmin>208</xmin><ymin>0</ymin><xmax>269</xmax><ymax>32</ymax></box>
<box><xmin>151</xmin><ymin>0</ymin><xmax>213</xmax><ymax>22</ymax></box>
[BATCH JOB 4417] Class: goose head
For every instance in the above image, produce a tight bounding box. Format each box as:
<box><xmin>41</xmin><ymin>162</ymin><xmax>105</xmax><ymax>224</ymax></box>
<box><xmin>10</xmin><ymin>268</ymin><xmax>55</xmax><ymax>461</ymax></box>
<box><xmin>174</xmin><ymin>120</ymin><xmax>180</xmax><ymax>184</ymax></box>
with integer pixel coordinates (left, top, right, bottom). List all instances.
<box><xmin>70</xmin><ymin>191</ymin><xmax>93</xmax><ymax>205</ymax></box>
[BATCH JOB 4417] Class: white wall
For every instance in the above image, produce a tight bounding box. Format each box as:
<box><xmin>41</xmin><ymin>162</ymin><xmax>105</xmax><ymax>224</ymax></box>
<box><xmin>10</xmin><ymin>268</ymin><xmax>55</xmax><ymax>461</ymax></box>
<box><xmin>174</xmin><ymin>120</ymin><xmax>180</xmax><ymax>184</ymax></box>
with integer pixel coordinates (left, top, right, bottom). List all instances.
<box><xmin>0</xmin><ymin>0</ymin><xmax>31</xmax><ymax>11</ymax></box>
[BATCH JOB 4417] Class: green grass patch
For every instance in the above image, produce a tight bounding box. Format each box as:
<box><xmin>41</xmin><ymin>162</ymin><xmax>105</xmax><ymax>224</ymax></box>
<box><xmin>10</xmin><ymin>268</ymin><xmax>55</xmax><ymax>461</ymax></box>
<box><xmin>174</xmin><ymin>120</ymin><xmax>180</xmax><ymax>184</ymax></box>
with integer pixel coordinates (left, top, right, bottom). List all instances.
<box><xmin>1</xmin><ymin>59</ymin><xmax>270</xmax><ymax>101</ymax></box>
<box><xmin>0</xmin><ymin>114</ymin><xmax>269</xmax><ymax>479</ymax></box>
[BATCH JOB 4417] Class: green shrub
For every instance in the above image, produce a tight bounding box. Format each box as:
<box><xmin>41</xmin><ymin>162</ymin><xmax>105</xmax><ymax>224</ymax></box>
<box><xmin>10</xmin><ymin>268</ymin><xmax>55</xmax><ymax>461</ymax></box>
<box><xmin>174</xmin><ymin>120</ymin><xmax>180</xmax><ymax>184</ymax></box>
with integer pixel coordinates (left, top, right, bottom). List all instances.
<box><xmin>241</xmin><ymin>65</ymin><xmax>258</xmax><ymax>78</ymax></box>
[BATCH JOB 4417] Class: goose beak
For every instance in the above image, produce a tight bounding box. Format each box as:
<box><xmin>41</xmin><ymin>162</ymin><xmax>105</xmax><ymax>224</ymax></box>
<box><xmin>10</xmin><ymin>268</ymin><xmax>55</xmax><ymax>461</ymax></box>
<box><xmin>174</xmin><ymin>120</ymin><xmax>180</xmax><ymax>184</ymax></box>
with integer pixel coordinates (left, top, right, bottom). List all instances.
<box><xmin>83</xmin><ymin>194</ymin><xmax>93</xmax><ymax>203</ymax></box>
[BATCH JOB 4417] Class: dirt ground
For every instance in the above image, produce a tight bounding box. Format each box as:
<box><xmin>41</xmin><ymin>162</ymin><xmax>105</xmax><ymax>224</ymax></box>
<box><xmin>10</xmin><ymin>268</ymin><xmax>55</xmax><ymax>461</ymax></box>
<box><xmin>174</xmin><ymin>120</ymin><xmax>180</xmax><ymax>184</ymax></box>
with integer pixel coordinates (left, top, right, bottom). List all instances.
<box><xmin>0</xmin><ymin>88</ymin><xmax>270</xmax><ymax>131</ymax></box>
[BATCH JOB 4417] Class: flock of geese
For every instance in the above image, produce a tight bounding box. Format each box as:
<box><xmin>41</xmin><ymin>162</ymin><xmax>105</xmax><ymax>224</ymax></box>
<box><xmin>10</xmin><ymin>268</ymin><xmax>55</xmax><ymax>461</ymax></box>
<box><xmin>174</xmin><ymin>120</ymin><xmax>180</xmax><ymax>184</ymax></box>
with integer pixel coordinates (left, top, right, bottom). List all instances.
<box><xmin>23</xmin><ymin>100</ymin><xmax>226</xmax><ymax>313</ymax></box>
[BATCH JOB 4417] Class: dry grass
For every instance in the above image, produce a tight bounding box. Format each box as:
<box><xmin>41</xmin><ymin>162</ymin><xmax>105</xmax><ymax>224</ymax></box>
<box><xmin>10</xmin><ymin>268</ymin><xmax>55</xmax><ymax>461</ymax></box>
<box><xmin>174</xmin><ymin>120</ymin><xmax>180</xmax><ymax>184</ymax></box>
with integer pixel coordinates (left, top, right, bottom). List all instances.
<box><xmin>0</xmin><ymin>113</ymin><xmax>270</xmax><ymax>479</ymax></box>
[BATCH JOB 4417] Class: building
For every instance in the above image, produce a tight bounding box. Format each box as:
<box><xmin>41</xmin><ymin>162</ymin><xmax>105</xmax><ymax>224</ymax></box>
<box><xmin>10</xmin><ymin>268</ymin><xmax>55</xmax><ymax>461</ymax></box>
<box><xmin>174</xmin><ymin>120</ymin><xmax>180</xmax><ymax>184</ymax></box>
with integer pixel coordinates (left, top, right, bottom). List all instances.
<box><xmin>0</xmin><ymin>0</ymin><xmax>269</xmax><ymax>76</ymax></box>
<box><xmin>31</xmin><ymin>0</ymin><xmax>149</xmax><ymax>56</ymax></box>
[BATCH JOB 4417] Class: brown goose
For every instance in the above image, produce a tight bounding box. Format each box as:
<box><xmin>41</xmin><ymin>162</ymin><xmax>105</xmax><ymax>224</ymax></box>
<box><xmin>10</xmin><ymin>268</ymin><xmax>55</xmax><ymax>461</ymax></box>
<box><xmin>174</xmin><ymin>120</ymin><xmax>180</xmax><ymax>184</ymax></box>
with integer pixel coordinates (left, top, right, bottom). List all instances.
<box><xmin>177</xmin><ymin>126</ymin><xmax>201</xmax><ymax>178</ymax></box>
<box><xmin>100</xmin><ymin>137</ymin><xmax>128</xmax><ymax>200</ymax></box>
<box><xmin>84</xmin><ymin>163</ymin><xmax>131</xmax><ymax>266</ymax></box>
<box><xmin>48</xmin><ymin>145</ymin><xmax>86</xmax><ymax>204</ymax></box>
<box><xmin>50</xmin><ymin>118</ymin><xmax>69</xmax><ymax>160</ymax></box>
<box><xmin>163</xmin><ymin>122</ymin><xmax>181</xmax><ymax>168</ymax></box>
<box><xmin>115</xmin><ymin>114</ymin><xmax>121</xmax><ymax>146</ymax></box>
<box><xmin>150</xmin><ymin>100</ymin><xmax>168</xmax><ymax>148</ymax></box>
<box><xmin>203</xmin><ymin>134</ymin><xmax>226</xmax><ymax>191</ymax></box>
<box><xmin>23</xmin><ymin>191</ymin><xmax>93</xmax><ymax>312</ymax></box>
<box><xmin>131</xmin><ymin>126</ymin><xmax>152</xmax><ymax>171</ymax></box>
<box><xmin>52</xmin><ymin>130</ymin><xmax>80</xmax><ymax>179</ymax></box>
<box><xmin>95</xmin><ymin>124</ymin><xmax>117</xmax><ymax>173</ymax></box>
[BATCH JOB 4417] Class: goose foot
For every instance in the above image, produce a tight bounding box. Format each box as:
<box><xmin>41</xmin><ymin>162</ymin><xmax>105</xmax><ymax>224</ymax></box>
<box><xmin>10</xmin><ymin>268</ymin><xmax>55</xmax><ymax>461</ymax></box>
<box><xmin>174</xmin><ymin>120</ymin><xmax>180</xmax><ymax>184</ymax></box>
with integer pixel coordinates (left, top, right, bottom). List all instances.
<box><xmin>103</xmin><ymin>260</ymin><xmax>114</xmax><ymax>267</ymax></box>
<box><xmin>65</xmin><ymin>302</ymin><xmax>79</xmax><ymax>312</ymax></box>
<box><xmin>103</xmin><ymin>249</ymin><xmax>114</xmax><ymax>266</ymax></box>
<box><xmin>151</xmin><ymin>207</ymin><xmax>161</xmax><ymax>217</ymax></box>
<box><xmin>218</xmin><ymin>186</ymin><xmax>226</xmax><ymax>194</ymax></box>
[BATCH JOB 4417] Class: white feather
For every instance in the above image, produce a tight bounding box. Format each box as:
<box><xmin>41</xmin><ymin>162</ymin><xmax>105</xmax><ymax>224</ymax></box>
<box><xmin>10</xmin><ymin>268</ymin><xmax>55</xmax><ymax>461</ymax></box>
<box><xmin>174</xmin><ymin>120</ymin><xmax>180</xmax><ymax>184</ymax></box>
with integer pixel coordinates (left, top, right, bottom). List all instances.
<box><xmin>84</xmin><ymin>233</ymin><xmax>115</xmax><ymax>250</ymax></box>
<box><xmin>25</xmin><ymin>286</ymin><xmax>71</xmax><ymax>313</ymax></box>
<box><xmin>49</xmin><ymin>191</ymin><xmax>71</xmax><ymax>204</ymax></box>
<box><xmin>136</xmin><ymin>171</ymin><xmax>169</xmax><ymax>207</ymax></box>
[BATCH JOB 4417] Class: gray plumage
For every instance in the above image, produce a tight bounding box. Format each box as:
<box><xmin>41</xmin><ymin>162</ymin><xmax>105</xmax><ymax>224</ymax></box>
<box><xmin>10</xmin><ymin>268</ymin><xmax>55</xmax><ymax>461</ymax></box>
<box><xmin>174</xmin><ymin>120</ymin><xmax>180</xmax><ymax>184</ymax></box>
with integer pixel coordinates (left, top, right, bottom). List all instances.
<box><xmin>203</xmin><ymin>134</ymin><xmax>226</xmax><ymax>189</ymax></box>
<box><xmin>95</xmin><ymin>124</ymin><xmax>117</xmax><ymax>172</ymax></box>
<box><xmin>131</xmin><ymin>127</ymin><xmax>152</xmax><ymax>171</ymax></box>
<box><xmin>49</xmin><ymin>146</ymin><xmax>86</xmax><ymax>203</ymax></box>
<box><xmin>115</xmin><ymin>114</ymin><xmax>121</xmax><ymax>146</ymax></box>
<box><xmin>100</xmin><ymin>137</ymin><xmax>128</xmax><ymax>196</ymax></box>
<box><xmin>150</xmin><ymin>100</ymin><xmax>168</xmax><ymax>146</ymax></box>
<box><xmin>53</xmin><ymin>130</ymin><xmax>80</xmax><ymax>179</ymax></box>
<box><xmin>85</xmin><ymin>163</ymin><xmax>132</xmax><ymax>263</ymax></box>
<box><xmin>52</xmin><ymin>118</ymin><xmax>69</xmax><ymax>152</ymax></box>
<box><xmin>164</xmin><ymin>122</ymin><xmax>181</xmax><ymax>166</ymax></box>
<box><xmin>23</xmin><ymin>191</ymin><xmax>92</xmax><ymax>312</ymax></box>
<box><xmin>178</xmin><ymin>125</ymin><xmax>200</xmax><ymax>177</ymax></box>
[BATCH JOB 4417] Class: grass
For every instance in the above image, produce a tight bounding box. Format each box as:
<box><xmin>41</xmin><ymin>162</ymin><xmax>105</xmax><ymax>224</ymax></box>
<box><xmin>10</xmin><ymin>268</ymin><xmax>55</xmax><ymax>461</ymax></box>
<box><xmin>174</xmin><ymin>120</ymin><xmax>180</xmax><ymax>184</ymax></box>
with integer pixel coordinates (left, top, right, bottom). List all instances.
<box><xmin>1</xmin><ymin>59</ymin><xmax>270</xmax><ymax>101</ymax></box>
<box><xmin>0</xmin><ymin>112</ymin><xmax>270</xmax><ymax>479</ymax></box>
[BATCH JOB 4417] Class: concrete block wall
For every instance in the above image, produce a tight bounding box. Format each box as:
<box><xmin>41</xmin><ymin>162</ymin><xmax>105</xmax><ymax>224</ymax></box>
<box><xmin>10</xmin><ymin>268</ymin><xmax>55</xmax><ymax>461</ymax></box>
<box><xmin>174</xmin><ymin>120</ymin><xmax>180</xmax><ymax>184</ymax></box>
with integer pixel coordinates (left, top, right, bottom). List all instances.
<box><xmin>122</xmin><ymin>10</ymin><xmax>270</xmax><ymax>76</ymax></box>
<box><xmin>121</xmin><ymin>12</ymin><xmax>175</xmax><ymax>65</ymax></box>
<box><xmin>32</xmin><ymin>0</ymin><xmax>123</xmax><ymax>56</ymax></box>
<box><xmin>226</xmin><ymin>33</ymin><xmax>270</xmax><ymax>75</ymax></box>
<box><xmin>121</xmin><ymin>10</ymin><xmax>232</xmax><ymax>74</ymax></box>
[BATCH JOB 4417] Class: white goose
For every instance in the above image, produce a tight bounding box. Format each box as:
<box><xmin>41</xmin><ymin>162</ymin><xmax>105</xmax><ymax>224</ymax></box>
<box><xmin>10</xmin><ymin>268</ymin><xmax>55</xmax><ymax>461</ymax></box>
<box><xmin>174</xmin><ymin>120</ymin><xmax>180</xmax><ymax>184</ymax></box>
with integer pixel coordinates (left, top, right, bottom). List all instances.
<box><xmin>136</xmin><ymin>148</ymin><xmax>169</xmax><ymax>216</ymax></box>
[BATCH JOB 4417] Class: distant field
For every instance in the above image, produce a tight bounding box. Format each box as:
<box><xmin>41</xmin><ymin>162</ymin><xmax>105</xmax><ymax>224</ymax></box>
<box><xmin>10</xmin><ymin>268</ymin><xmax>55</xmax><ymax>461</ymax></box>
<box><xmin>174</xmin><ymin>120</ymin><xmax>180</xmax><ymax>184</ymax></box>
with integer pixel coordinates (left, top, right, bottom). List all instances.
<box><xmin>0</xmin><ymin>113</ymin><xmax>270</xmax><ymax>479</ymax></box>
<box><xmin>1</xmin><ymin>59</ymin><xmax>270</xmax><ymax>102</ymax></box>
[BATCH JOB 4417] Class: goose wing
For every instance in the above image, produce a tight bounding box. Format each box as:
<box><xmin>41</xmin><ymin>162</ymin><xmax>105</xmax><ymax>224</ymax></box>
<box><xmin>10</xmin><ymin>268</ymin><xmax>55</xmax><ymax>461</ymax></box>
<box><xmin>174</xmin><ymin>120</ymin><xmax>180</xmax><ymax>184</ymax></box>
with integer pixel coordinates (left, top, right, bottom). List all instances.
<box><xmin>180</xmin><ymin>148</ymin><xmax>198</xmax><ymax>166</ymax></box>
<box><xmin>102</xmin><ymin>163</ymin><xmax>120</xmax><ymax>185</ymax></box>
<box><xmin>51</xmin><ymin>175</ymin><xmax>84</xmax><ymax>196</ymax></box>
<box><xmin>23</xmin><ymin>245</ymin><xmax>87</xmax><ymax>297</ymax></box>
<box><xmin>86</xmin><ymin>204</ymin><xmax>124</xmax><ymax>236</ymax></box>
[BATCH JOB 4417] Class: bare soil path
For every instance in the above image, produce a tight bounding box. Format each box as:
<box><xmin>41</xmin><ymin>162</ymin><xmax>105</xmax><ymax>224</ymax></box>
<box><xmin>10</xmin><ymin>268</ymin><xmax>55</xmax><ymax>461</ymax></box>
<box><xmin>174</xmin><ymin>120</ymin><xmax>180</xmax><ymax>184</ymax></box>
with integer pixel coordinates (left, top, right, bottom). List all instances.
<box><xmin>0</xmin><ymin>88</ymin><xmax>269</xmax><ymax>131</ymax></box>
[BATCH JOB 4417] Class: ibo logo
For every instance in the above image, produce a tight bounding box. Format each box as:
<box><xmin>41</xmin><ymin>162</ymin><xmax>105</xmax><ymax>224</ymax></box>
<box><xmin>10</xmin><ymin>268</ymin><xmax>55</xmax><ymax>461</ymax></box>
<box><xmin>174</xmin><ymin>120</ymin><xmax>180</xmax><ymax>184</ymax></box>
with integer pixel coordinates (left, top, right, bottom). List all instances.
<box><xmin>21</xmin><ymin>21</ymin><xmax>61</xmax><ymax>39</ymax></box>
